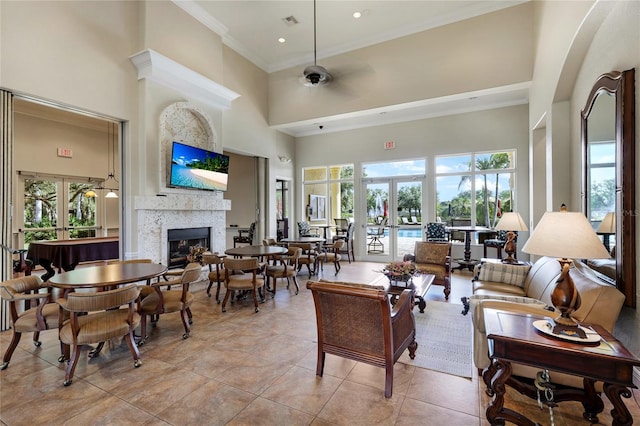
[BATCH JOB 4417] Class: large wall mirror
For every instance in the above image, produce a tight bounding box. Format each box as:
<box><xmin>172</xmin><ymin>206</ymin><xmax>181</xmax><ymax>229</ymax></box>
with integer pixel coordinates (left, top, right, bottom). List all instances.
<box><xmin>581</xmin><ymin>69</ymin><xmax>636</xmax><ymax>308</ymax></box>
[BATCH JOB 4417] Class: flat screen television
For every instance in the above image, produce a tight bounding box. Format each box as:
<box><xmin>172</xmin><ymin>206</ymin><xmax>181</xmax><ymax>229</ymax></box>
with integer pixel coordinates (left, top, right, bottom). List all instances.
<box><xmin>169</xmin><ymin>141</ymin><xmax>230</xmax><ymax>192</ymax></box>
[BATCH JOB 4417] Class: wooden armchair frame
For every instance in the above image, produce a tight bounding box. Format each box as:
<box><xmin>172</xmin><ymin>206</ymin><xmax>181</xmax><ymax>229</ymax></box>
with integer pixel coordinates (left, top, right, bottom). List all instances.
<box><xmin>306</xmin><ymin>280</ymin><xmax>417</xmax><ymax>398</ymax></box>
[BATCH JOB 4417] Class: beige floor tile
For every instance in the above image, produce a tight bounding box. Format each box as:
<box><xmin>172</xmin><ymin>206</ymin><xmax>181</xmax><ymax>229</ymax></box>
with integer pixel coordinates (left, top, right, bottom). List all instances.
<box><xmin>317</xmin><ymin>380</ymin><xmax>404</xmax><ymax>425</ymax></box>
<box><xmin>345</xmin><ymin>362</ymin><xmax>415</xmax><ymax>398</ymax></box>
<box><xmin>156</xmin><ymin>379</ymin><xmax>257</xmax><ymax>425</ymax></box>
<box><xmin>261</xmin><ymin>365</ymin><xmax>342</xmax><ymax>415</ymax></box>
<box><xmin>226</xmin><ymin>397</ymin><xmax>314</xmax><ymax>425</ymax></box>
<box><xmin>407</xmin><ymin>367</ymin><xmax>479</xmax><ymax>417</ymax></box>
<box><xmin>396</xmin><ymin>397</ymin><xmax>480</xmax><ymax>425</ymax></box>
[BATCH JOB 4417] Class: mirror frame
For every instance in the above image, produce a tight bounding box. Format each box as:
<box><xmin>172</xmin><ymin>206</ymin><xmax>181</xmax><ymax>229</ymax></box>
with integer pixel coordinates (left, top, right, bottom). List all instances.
<box><xmin>581</xmin><ymin>69</ymin><xmax>636</xmax><ymax>308</ymax></box>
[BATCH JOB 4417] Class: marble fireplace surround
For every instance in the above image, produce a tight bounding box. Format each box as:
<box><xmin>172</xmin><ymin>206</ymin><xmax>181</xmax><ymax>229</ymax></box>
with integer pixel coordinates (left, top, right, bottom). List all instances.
<box><xmin>134</xmin><ymin>194</ymin><xmax>229</xmax><ymax>266</ymax></box>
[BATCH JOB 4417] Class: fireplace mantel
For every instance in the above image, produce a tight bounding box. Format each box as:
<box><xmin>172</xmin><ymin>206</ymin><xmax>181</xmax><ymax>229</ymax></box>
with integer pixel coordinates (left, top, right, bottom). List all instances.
<box><xmin>135</xmin><ymin>194</ymin><xmax>230</xmax><ymax>211</ymax></box>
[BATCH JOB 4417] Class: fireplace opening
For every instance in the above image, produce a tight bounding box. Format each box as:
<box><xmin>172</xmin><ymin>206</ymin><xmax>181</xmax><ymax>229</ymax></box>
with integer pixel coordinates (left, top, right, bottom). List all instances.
<box><xmin>167</xmin><ymin>227</ymin><xmax>210</xmax><ymax>269</ymax></box>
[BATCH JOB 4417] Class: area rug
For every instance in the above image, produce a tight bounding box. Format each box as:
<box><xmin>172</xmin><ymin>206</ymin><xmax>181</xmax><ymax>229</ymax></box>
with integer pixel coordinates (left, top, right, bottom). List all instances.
<box><xmin>398</xmin><ymin>301</ymin><xmax>473</xmax><ymax>378</ymax></box>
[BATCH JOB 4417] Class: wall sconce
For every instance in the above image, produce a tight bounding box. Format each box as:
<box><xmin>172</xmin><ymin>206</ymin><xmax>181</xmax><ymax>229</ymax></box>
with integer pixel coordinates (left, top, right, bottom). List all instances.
<box><xmin>278</xmin><ymin>155</ymin><xmax>291</xmax><ymax>163</ymax></box>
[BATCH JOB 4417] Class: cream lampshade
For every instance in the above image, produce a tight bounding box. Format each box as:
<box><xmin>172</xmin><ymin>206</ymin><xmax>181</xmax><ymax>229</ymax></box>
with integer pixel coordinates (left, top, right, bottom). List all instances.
<box><xmin>494</xmin><ymin>212</ymin><xmax>528</xmax><ymax>263</ymax></box>
<box><xmin>522</xmin><ymin>204</ymin><xmax>610</xmax><ymax>337</ymax></box>
<box><xmin>596</xmin><ymin>212</ymin><xmax>615</xmax><ymax>252</ymax></box>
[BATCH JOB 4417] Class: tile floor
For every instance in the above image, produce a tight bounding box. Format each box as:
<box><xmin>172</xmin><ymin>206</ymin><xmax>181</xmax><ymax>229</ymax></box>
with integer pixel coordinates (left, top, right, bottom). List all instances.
<box><xmin>1</xmin><ymin>261</ymin><xmax>639</xmax><ymax>425</ymax></box>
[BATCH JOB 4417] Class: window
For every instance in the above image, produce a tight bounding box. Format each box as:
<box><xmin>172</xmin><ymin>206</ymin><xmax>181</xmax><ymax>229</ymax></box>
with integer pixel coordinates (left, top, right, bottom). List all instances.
<box><xmin>435</xmin><ymin>151</ymin><xmax>516</xmax><ymax>229</ymax></box>
<box><xmin>303</xmin><ymin>164</ymin><xmax>354</xmax><ymax>223</ymax></box>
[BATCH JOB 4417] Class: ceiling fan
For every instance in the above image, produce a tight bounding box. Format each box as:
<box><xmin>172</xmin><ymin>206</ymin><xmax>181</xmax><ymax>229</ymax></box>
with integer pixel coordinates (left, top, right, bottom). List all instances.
<box><xmin>302</xmin><ymin>0</ymin><xmax>332</xmax><ymax>87</ymax></box>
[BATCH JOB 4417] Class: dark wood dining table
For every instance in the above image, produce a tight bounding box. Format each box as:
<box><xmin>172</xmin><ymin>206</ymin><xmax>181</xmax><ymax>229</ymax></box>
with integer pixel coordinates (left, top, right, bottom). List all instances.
<box><xmin>224</xmin><ymin>245</ymin><xmax>288</xmax><ymax>258</ymax></box>
<box><xmin>48</xmin><ymin>263</ymin><xmax>168</xmax><ymax>292</ymax></box>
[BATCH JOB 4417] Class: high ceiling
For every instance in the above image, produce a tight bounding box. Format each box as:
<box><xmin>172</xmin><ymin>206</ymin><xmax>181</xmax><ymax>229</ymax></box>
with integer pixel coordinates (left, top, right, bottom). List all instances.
<box><xmin>175</xmin><ymin>0</ymin><xmax>530</xmax><ymax>136</ymax></box>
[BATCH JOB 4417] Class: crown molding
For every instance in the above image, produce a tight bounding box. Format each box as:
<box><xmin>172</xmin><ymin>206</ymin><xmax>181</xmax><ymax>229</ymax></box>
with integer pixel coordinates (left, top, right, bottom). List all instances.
<box><xmin>129</xmin><ymin>49</ymin><xmax>240</xmax><ymax>110</ymax></box>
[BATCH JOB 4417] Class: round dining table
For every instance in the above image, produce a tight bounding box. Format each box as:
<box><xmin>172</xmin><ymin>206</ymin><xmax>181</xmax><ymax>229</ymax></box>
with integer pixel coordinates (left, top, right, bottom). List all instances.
<box><xmin>224</xmin><ymin>245</ymin><xmax>287</xmax><ymax>258</ymax></box>
<box><xmin>48</xmin><ymin>263</ymin><xmax>168</xmax><ymax>291</ymax></box>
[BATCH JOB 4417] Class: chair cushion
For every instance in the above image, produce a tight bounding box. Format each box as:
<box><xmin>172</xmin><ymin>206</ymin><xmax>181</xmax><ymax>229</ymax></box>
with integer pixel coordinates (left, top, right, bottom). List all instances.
<box><xmin>478</xmin><ymin>262</ymin><xmax>531</xmax><ymax>288</ymax></box>
<box><xmin>226</xmin><ymin>275</ymin><xmax>264</xmax><ymax>290</ymax></box>
<box><xmin>415</xmin><ymin>264</ymin><xmax>447</xmax><ymax>281</ymax></box>
<box><xmin>139</xmin><ymin>290</ymin><xmax>194</xmax><ymax>314</ymax></box>
<box><xmin>60</xmin><ymin>309</ymin><xmax>141</xmax><ymax>345</ymax></box>
<box><xmin>415</xmin><ymin>243</ymin><xmax>450</xmax><ymax>264</ymax></box>
<box><xmin>13</xmin><ymin>303</ymin><xmax>59</xmax><ymax>333</ymax></box>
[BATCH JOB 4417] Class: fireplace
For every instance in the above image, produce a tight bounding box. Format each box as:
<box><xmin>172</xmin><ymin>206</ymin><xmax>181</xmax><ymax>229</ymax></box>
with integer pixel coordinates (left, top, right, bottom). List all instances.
<box><xmin>167</xmin><ymin>227</ymin><xmax>210</xmax><ymax>269</ymax></box>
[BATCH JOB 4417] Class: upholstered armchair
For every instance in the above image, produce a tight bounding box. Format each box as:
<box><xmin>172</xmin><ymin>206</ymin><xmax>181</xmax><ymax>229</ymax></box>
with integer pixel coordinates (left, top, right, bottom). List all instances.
<box><xmin>297</xmin><ymin>221</ymin><xmax>320</xmax><ymax>237</ymax></box>
<box><xmin>233</xmin><ymin>222</ymin><xmax>256</xmax><ymax>247</ymax></box>
<box><xmin>425</xmin><ymin>222</ymin><xmax>449</xmax><ymax>242</ymax></box>
<box><xmin>0</xmin><ymin>275</ymin><xmax>63</xmax><ymax>370</ymax></box>
<box><xmin>306</xmin><ymin>280</ymin><xmax>417</xmax><ymax>398</ymax></box>
<box><xmin>57</xmin><ymin>283</ymin><xmax>141</xmax><ymax>386</ymax></box>
<box><xmin>404</xmin><ymin>241</ymin><xmax>452</xmax><ymax>300</ymax></box>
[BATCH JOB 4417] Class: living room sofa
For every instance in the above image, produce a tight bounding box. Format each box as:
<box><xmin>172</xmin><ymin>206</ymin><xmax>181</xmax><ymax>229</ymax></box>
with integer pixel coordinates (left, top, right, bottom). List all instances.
<box><xmin>470</xmin><ymin>256</ymin><xmax>626</xmax><ymax>390</ymax></box>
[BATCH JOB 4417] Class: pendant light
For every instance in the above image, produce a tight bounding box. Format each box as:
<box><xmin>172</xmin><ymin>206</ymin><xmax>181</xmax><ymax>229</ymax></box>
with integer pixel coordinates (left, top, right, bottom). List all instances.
<box><xmin>104</xmin><ymin>121</ymin><xmax>119</xmax><ymax>198</ymax></box>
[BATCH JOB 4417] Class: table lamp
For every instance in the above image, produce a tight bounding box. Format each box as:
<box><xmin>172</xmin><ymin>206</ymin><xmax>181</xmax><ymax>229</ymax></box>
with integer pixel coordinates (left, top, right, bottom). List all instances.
<box><xmin>494</xmin><ymin>212</ymin><xmax>528</xmax><ymax>263</ymax></box>
<box><xmin>596</xmin><ymin>212</ymin><xmax>616</xmax><ymax>253</ymax></box>
<box><xmin>522</xmin><ymin>204</ymin><xmax>611</xmax><ymax>337</ymax></box>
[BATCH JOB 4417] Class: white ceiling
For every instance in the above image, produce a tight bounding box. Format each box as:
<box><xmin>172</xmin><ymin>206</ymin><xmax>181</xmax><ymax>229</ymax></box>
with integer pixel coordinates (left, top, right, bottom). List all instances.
<box><xmin>175</xmin><ymin>0</ymin><xmax>530</xmax><ymax>136</ymax></box>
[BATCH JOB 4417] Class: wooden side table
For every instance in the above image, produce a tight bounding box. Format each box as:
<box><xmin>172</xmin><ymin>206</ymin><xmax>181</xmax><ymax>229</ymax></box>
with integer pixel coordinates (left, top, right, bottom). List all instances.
<box><xmin>483</xmin><ymin>308</ymin><xmax>640</xmax><ymax>425</ymax></box>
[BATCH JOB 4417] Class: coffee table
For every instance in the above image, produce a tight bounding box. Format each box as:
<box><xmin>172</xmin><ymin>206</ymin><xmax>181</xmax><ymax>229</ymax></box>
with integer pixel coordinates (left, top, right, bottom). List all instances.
<box><xmin>372</xmin><ymin>273</ymin><xmax>435</xmax><ymax>313</ymax></box>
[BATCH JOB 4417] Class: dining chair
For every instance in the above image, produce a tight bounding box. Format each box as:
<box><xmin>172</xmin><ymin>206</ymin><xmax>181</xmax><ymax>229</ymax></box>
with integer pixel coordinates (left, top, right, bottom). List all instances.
<box><xmin>317</xmin><ymin>239</ymin><xmax>345</xmax><ymax>275</ymax></box>
<box><xmin>57</xmin><ymin>283</ymin><xmax>141</xmax><ymax>386</ymax></box>
<box><xmin>202</xmin><ymin>253</ymin><xmax>225</xmax><ymax>302</ymax></box>
<box><xmin>333</xmin><ymin>218</ymin><xmax>348</xmax><ymax>237</ymax></box>
<box><xmin>138</xmin><ymin>262</ymin><xmax>201</xmax><ymax>342</ymax></box>
<box><xmin>221</xmin><ymin>257</ymin><xmax>265</xmax><ymax>313</ymax></box>
<box><xmin>265</xmin><ymin>247</ymin><xmax>302</xmax><ymax>296</ymax></box>
<box><xmin>0</xmin><ymin>275</ymin><xmax>64</xmax><ymax>370</ymax></box>
<box><xmin>297</xmin><ymin>221</ymin><xmax>320</xmax><ymax>237</ymax></box>
<box><xmin>332</xmin><ymin>221</ymin><xmax>355</xmax><ymax>263</ymax></box>
<box><xmin>233</xmin><ymin>222</ymin><xmax>256</xmax><ymax>247</ymax></box>
<box><xmin>289</xmin><ymin>242</ymin><xmax>318</xmax><ymax>276</ymax></box>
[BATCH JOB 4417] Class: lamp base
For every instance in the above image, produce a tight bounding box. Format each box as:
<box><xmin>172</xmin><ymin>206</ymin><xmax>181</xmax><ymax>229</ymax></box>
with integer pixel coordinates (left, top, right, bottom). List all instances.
<box><xmin>547</xmin><ymin>317</ymin><xmax>587</xmax><ymax>339</ymax></box>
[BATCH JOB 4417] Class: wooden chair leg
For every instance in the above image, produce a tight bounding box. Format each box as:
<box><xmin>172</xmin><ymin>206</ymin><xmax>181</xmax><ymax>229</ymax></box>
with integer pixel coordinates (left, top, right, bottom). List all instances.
<box><xmin>1</xmin><ymin>331</ymin><xmax>22</xmax><ymax>369</ymax></box>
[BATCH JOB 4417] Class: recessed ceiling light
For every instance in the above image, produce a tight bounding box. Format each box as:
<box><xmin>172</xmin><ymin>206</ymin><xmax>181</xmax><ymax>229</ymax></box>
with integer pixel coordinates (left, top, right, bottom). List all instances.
<box><xmin>278</xmin><ymin>37</ymin><xmax>286</xmax><ymax>43</ymax></box>
<box><xmin>353</xmin><ymin>11</ymin><xmax>362</xmax><ymax>18</ymax></box>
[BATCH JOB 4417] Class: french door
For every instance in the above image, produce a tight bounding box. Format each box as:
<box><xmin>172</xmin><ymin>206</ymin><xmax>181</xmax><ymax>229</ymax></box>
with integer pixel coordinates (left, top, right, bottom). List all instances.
<box><xmin>361</xmin><ymin>178</ymin><xmax>424</xmax><ymax>262</ymax></box>
<box><xmin>18</xmin><ymin>173</ymin><xmax>101</xmax><ymax>246</ymax></box>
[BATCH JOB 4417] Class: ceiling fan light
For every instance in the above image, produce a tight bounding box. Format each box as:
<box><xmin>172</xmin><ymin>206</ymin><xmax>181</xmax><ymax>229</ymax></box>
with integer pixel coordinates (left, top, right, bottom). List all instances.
<box><xmin>303</xmin><ymin>65</ymin><xmax>332</xmax><ymax>86</ymax></box>
<box><xmin>105</xmin><ymin>190</ymin><xmax>118</xmax><ymax>199</ymax></box>
<box><xmin>85</xmin><ymin>189</ymin><xmax>97</xmax><ymax>198</ymax></box>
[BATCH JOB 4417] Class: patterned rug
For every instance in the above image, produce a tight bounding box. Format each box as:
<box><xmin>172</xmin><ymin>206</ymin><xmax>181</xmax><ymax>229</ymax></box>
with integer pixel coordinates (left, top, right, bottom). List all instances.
<box><xmin>398</xmin><ymin>301</ymin><xmax>473</xmax><ymax>378</ymax></box>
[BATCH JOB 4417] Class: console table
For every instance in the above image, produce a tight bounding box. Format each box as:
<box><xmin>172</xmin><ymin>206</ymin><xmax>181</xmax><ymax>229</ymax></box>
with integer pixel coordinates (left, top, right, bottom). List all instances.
<box><xmin>483</xmin><ymin>308</ymin><xmax>640</xmax><ymax>425</ymax></box>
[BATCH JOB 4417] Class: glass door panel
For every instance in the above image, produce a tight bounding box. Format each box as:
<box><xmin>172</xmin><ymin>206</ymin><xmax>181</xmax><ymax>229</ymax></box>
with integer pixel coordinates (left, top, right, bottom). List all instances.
<box><xmin>395</xmin><ymin>180</ymin><xmax>423</xmax><ymax>259</ymax></box>
<box><xmin>364</xmin><ymin>181</ymin><xmax>390</xmax><ymax>260</ymax></box>
<box><xmin>21</xmin><ymin>176</ymin><xmax>99</xmax><ymax>247</ymax></box>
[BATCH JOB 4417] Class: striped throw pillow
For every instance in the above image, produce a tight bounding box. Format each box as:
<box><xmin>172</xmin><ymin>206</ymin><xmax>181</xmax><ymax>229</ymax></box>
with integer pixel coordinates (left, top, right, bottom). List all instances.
<box><xmin>478</xmin><ymin>262</ymin><xmax>531</xmax><ymax>288</ymax></box>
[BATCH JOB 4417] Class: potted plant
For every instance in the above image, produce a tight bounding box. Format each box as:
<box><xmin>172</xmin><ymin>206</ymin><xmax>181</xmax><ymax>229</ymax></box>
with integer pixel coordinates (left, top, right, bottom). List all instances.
<box><xmin>381</xmin><ymin>260</ymin><xmax>417</xmax><ymax>284</ymax></box>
